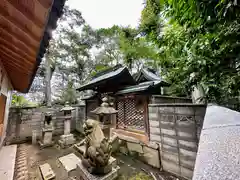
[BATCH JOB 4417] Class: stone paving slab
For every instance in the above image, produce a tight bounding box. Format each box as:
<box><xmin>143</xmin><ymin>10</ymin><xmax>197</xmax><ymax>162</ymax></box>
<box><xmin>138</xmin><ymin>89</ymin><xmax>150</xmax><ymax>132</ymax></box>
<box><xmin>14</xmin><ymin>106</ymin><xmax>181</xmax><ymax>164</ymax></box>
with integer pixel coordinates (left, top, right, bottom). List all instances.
<box><xmin>39</xmin><ymin>163</ymin><xmax>55</xmax><ymax>180</ymax></box>
<box><xmin>0</xmin><ymin>145</ymin><xmax>17</xmax><ymax>180</ymax></box>
<box><xmin>59</xmin><ymin>153</ymin><xmax>81</xmax><ymax>172</ymax></box>
<box><xmin>193</xmin><ymin>106</ymin><xmax>240</xmax><ymax>180</ymax></box>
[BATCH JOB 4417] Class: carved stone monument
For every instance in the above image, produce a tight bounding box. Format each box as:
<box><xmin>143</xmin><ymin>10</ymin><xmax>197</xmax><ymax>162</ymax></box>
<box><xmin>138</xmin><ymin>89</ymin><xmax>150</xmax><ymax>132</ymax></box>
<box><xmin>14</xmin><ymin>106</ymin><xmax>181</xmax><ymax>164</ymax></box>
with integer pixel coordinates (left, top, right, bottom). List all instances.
<box><xmin>39</xmin><ymin>112</ymin><xmax>54</xmax><ymax>148</ymax></box>
<box><xmin>58</xmin><ymin>103</ymin><xmax>76</xmax><ymax>148</ymax></box>
<box><xmin>76</xmin><ymin>119</ymin><xmax>119</xmax><ymax>180</ymax></box>
<box><xmin>74</xmin><ymin>97</ymin><xmax>119</xmax><ymax>179</ymax></box>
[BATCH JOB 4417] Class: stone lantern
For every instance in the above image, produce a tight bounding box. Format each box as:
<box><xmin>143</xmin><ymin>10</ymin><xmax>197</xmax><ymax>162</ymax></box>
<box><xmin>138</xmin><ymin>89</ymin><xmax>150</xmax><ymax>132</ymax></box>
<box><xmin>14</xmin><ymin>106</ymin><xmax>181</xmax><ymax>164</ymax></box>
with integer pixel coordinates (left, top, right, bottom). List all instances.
<box><xmin>58</xmin><ymin>102</ymin><xmax>76</xmax><ymax>148</ymax></box>
<box><xmin>39</xmin><ymin>112</ymin><xmax>54</xmax><ymax>148</ymax></box>
<box><xmin>91</xmin><ymin>97</ymin><xmax>117</xmax><ymax>138</ymax></box>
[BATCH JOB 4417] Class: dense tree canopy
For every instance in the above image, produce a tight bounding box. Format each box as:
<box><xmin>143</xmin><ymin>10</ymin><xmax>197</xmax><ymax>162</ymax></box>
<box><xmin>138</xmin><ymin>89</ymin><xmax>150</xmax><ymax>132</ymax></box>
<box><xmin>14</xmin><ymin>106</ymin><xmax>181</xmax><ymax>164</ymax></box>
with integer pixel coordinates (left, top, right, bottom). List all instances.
<box><xmin>139</xmin><ymin>0</ymin><xmax>240</xmax><ymax>108</ymax></box>
<box><xmin>20</xmin><ymin>0</ymin><xmax>240</xmax><ymax>110</ymax></box>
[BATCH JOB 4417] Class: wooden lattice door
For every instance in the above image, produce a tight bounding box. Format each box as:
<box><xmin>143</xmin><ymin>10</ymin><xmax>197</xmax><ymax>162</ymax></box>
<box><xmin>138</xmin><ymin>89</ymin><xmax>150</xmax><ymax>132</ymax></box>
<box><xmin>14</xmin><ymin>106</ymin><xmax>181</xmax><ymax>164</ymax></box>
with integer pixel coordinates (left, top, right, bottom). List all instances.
<box><xmin>116</xmin><ymin>95</ymin><xmax>148</xmax><ymax>133</ymax></box>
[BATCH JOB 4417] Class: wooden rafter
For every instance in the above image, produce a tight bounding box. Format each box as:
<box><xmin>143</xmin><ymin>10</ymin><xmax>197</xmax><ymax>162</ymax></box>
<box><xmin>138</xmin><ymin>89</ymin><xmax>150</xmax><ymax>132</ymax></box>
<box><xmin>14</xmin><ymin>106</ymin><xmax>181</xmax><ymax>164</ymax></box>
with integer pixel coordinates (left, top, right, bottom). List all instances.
<box><xmin>37</xmin><ymin>0</ymin><xmax>53</xmax><ymax>9</ymax></box>
<box><xmin>0</xmin><ymin>38</ymin><xmax>35</xmax><ymax>63</ymax></box>
<box><xmin>1</xmin><ymin>62</ymin><xmax>31</xmax><ymax>76</ymax></box>
<box><xmin>0</xmin><ymin>0</ymin><xmax>42</xmax><ymax>42</ymax></box>
<box><xmin>0</xmin><ymin>50</ymin><xmax>33</xmax><ymax>73</ymax></box>
<box><xmin>7</xmin><ymin>0</ymin><xmax>48</xmax><ymax>28</ymax></box>
<box><xmin>0</xmin><ymin>28</ymin><xmax>36</xmax><ymax>57</ymax></box>
<box><xmin>0</xmin><ymin>14</ymin><xmax>39</xmax><ymax>50</ymax></box>
<box><xmin>0</xmin><ymin>46</ymin><xmax>34</xmax><ymax>67</ymax></box>
<box><xmin>0</xmin><ymin>0</ymin><xmax>65</xmax><ymax>92</ymax></box>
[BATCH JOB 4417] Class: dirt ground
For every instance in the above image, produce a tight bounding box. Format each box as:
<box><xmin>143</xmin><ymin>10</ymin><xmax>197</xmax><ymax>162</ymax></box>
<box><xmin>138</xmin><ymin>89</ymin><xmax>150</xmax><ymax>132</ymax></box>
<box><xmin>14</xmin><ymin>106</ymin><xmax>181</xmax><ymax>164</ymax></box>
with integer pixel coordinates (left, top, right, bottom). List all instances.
<box><xmin>19</xmin><ymin>138</ymin><xmax>179</xmax><ymax>180</ymax></box>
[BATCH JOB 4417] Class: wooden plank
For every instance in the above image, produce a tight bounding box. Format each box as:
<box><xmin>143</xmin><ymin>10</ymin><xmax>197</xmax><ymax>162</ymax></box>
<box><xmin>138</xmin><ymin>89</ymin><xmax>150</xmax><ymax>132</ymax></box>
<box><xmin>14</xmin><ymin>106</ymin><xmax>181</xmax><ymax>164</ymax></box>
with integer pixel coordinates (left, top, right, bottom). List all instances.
<box><xmin>0</xmin><ymin>46</ymin><xmax>34</xmax><ymax>69</ymax></box>
<box><xmin>0</xmin><ymin>0</ymin><xmax>42</xmax><ymax>41</ymax></box>
<box><xmin>0</xmin><ymin>16</ymin><xmax>39</xmax><ymax>49</ymax></box>
<box><xmin>0</xmin><ymin>38</ymin><xmax>35</xmax><ymax>62</ymax></box>
<box><xmin>1</xmin><ymin>61</ymin><xmax>31</xmax><ymax>75</ymax></box>
<box><xmin>8</xmin><ymin>0</ymin><xmax>48</xmax><ymax>28</ymax></box>
<box><xmin>37</xmin><ymin>0</ymin><xmax>52</xmax><ymax>9</ymax></box>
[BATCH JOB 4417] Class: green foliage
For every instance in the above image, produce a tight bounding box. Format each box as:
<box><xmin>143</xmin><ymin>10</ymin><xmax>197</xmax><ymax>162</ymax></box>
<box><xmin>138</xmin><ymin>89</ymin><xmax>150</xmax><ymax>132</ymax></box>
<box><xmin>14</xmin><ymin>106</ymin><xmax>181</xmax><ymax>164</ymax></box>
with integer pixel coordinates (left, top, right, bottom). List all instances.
<box><xmin>57</xmin><ymin>80</ymin><xmax>78</xmax><ymax>105</ymax></box>
<box><xmin>98</xmin><ymin>25</ymin><xmax>160</xmax><ymax>71</ymax></box>
<box><xmin>139</xmin><ymin>0</ymin><xmax>240</xmax><ymax>107</ymax></box>
<box><xmin>11</xmin><ymin>94</ymin><xmax>37</xmax><ymax>107</ymax></box>
<box><xmin>29</xmin><ymin>0</ymin><xmax>240</xmax><ymax>109</ymax></box>
<box><xmin>140</xmin><ymin>0</ymin><xmax>162</xmax><ymax>42</ymax></box>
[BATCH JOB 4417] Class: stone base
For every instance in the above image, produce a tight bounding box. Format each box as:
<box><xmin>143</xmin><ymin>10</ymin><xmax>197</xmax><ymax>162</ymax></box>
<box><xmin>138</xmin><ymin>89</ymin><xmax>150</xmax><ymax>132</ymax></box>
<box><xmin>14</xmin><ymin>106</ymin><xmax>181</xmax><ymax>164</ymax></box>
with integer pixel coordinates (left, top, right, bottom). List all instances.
<box><xmin>38</xmin><ymin>140</ymin><xmax>54</xmax><ymax>149</ymax></box>
<box><xmin>73</xmin><ymin>144</ymin><xmax>117</xmax><ymax>168</ymax></box>
<box><xmin>77</xmin><ymin>159</ymin><xmax>120</xmax><ymax>180</ymax></box>
<box><xmin>58</xmin><ymin>134</ymin><xmax>75</xmax><ymax>148</ymax></box>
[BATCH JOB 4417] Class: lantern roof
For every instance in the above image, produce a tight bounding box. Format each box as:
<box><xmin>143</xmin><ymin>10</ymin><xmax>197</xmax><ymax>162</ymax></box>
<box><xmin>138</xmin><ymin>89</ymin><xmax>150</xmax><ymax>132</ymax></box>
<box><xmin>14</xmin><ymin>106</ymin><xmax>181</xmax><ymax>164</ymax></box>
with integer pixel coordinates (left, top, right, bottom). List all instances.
<box><xmin>91</xmin><ymin>97</ymin><xmax>118</xmax><ymax>115</ymax></box>
<box><xmin>60</xmin><ymin>102</ymin><xmax>75</xmax><ymax>111</ymax></box>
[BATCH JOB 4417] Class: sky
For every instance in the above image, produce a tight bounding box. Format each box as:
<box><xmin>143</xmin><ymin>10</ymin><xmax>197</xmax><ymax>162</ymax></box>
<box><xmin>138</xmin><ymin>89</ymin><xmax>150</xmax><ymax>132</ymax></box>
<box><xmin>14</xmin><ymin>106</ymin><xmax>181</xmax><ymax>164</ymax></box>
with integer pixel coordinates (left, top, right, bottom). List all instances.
<box><xmin>67</xmin><ymin>0</ymin><xmax>144</xmax><ymax>29</ymax></box>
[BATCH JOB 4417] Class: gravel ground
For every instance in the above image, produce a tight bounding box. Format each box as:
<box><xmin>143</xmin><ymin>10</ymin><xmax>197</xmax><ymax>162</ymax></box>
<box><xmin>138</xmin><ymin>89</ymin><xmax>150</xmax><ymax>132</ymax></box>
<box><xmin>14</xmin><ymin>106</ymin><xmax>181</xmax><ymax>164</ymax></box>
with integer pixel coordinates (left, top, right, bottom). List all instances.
<box><xmin>15</xmin><ymin>141</ymin><xmax>180</xmax><ymax>180</ymax></box>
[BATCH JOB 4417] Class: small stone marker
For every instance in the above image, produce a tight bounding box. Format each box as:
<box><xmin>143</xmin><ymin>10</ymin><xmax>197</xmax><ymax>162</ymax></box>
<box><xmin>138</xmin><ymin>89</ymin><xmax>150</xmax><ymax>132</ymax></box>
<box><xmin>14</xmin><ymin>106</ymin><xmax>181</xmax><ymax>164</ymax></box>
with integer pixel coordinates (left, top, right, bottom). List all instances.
<box><xmin>59</xmin><ymin>153</ymin><xmax>81</xmax><ymax>172</ymax></box>
<box><xmin>32</xmin><ymin>130</ymin><xmax>37</xmax><ymax>144</ymax></box>
<box><xmin>39</xmin><ymin>163</ymin><xmax>55</xmax><ymax>180</ymax></box>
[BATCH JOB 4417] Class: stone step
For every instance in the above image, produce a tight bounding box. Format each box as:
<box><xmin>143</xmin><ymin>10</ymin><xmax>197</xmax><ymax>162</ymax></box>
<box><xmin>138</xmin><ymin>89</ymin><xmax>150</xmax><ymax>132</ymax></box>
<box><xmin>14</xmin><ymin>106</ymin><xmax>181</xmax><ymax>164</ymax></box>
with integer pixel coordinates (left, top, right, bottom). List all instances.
<box><xmin>58</xmin><ymin>153</ymin><xmax>81</xmax><ymax>172</ymax></box>
<box><xmin>39</xmin><ymin>163</ymin><xmax>55</xmax><ymax>180</ymax></box>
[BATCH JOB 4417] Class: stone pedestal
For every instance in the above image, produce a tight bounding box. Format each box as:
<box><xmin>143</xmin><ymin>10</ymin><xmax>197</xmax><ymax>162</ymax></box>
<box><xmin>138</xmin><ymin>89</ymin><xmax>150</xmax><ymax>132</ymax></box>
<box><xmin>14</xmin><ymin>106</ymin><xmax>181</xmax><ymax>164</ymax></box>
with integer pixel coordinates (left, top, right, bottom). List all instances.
<box><xmin>64</xmin><ymin>118</ymin><xmax>71</xmax><ymax>135</ymax></box>
<box><xmin>101</xmin><ymin>124</ymin><xmax>111</xmax><ymax>139</ymax></box>
<box><xmin>77</xmin><ymin>159</ymin><xmax>120</xmax><ymax>180</ymax></box>
<box><xmin>58</xmin><ymin>117</ymin><xmax>75</xmax><ymax>148</ymax></box>
<box><xmin>58</xmin><ymin>134</ymin><xmax>75</xmax><ymax>148</ymax></box>
<box><xmin>39</xmin><ymin>127</ymin><xmax>54</xmax><ymax>148</ymax></box>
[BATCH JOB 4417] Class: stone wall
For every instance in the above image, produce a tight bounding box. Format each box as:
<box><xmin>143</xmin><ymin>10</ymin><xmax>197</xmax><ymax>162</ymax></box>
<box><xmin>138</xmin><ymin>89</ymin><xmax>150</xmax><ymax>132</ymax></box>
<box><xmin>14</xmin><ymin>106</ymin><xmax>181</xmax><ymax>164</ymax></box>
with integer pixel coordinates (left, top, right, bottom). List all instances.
<box><xmin>151</xmin><ymin>95</ymin><xmax>192</xmax><ymax>104</ymax></box>
<box><xmin>6</xmin><ymin>105</ymin><xmax>85</xmax><ymax>144</ymax></box>
<box><xmin>148</xmin><ymin>103</ymin><xmax>206</xmax><ymax>180</ymax></box>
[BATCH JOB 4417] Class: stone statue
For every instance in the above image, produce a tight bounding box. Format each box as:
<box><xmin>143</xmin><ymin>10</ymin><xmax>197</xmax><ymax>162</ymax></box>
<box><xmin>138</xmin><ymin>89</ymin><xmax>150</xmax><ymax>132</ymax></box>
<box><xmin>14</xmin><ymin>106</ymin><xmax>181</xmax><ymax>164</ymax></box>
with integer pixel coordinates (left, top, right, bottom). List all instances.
<box><xmin>39</xmin><ymin>112</ymin><xmax>54</xmax><ymax>148</ymax></box>
<box><xmin>81</xmin><ymin>119</ymin><xmax>116</xmax><ymax>175</ymax></box>
<box><xmin>44</xmin><ymin>112</ymin><xmax>53</xmax><ymax>129</ymax></box>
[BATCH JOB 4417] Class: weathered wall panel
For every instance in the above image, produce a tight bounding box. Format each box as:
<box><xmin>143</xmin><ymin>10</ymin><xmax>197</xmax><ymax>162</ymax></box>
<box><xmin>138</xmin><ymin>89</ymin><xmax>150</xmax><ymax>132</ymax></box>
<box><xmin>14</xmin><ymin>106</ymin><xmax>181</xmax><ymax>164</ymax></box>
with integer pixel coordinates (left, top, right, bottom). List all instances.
<box><xmin>148</xmin><ymin>103</ymin><xmax>206</xmax><ymax>180</ymax></box>
<box><xmin>6</xmin><ymin>105</ymin><xmax>85</xmax><ymax>143</ymax></box>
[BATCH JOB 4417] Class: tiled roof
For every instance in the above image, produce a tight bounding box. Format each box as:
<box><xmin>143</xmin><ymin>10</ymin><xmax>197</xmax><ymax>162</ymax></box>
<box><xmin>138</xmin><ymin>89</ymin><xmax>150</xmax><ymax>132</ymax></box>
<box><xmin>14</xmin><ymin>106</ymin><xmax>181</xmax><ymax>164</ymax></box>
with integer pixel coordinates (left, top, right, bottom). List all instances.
<box><xmin>77</xmin><ymin>66</ymin><xmax>135</xmax><ymax>92</ymax></box>
<box><xmin>115</xmin><ymin>81</ymin><xmax>162</xmax><ymax>95</ymax></box>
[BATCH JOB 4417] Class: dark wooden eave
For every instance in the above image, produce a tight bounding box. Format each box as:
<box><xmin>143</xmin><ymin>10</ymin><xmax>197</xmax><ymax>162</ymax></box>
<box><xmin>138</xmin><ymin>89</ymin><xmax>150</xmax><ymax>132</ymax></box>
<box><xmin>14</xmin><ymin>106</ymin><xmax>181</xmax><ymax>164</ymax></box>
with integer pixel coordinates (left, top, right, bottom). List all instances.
<box><xmin>0</xmin><ymin>0</ymin><xmax>66</xmax><ymax>93</ymax></box>
<box><xmin>77</xmin><ymin>66</ymin><xmax>136</xmax><ymax>93</ymax></box>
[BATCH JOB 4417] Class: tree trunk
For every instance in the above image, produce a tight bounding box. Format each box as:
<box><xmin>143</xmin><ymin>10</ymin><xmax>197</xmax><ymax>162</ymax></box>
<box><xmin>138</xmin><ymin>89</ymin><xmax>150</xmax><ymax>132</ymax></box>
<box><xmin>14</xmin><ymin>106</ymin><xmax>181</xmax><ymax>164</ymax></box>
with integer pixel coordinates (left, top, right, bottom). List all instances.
<box><xmin>44</xmin><ymin>54</ymin><xmax>52</xmax><ymax>107</ymax></box>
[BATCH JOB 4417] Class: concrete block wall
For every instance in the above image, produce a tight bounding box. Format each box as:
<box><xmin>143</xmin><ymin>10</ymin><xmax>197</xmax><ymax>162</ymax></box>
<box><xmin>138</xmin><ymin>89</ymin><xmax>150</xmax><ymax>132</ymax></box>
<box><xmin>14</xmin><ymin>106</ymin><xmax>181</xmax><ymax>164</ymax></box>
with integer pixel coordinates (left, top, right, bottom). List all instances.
<box><xmin>151</xmin><ymin>95</ymin><xmax>192</xmax><ymax>104</ymax></box>
<box><xmin>6</xmin><ymin>105</ymin><xmax>85</xmax><ymax>143</ymax></box>
<box><xmin>148</xmin><ymin>103</ymin><xmax>206</xmax><ymax>180</ymax></box>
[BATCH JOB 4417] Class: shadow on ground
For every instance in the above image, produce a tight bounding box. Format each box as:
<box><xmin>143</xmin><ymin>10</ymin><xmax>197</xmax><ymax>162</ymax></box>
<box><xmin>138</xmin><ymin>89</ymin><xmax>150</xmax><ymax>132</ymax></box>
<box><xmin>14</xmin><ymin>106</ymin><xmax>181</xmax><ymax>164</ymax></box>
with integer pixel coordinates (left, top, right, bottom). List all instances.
<box><xmin>18</xmin><ymin>137</ymin><xmax>179</xmax><ymax>180</ymax></box>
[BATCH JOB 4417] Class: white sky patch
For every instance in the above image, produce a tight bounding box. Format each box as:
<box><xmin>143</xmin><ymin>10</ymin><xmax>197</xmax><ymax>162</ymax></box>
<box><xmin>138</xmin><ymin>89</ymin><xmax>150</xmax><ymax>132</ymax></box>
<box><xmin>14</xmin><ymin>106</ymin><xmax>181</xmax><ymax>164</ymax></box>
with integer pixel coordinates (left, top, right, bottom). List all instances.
<box><xmin>67</xmin><ymin>0</ymin><xmax>144</xmax><ymax>29</ymax></box>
